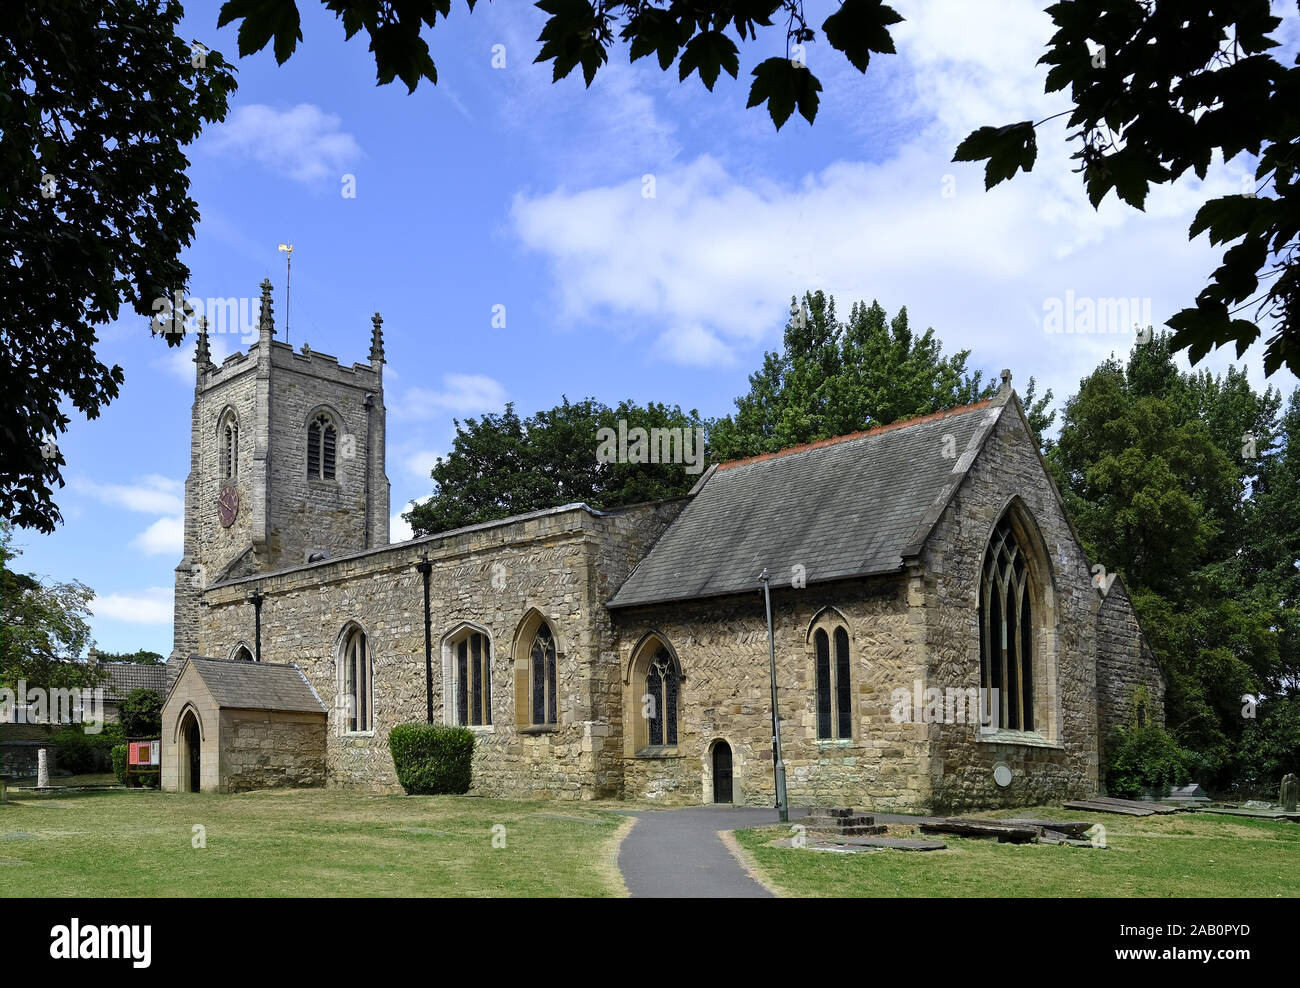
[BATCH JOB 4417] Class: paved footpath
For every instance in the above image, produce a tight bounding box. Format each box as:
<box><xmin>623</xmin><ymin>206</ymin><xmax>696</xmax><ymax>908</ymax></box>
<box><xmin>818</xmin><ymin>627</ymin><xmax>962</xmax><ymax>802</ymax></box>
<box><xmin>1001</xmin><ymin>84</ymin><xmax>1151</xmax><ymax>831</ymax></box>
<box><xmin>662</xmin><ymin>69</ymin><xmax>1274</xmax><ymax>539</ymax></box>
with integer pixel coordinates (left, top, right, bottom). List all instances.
<box><xmin>617</xmin><ymin>807</ymin><xmax>943</xmax><ymax>897</ymax></box>
<box><xmin>618</xmin><ymin>805</ymin><xmax>809</xmax><ymax>898</ymax></box>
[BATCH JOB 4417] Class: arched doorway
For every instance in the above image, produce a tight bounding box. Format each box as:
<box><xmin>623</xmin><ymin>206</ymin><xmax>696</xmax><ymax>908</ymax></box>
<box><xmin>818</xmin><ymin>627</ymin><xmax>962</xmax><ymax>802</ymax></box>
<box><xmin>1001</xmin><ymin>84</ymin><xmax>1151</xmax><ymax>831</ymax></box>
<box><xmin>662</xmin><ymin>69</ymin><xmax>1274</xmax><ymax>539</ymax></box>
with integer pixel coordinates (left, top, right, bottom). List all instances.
<box><xmin>180</xmin><ymin>710</ymin><xmax>201</xmax><ymax>793</ymax></box>
<box><xmin>712</xmin><ymin>741</ymin><xmax>733</xmax><ymax>804</ymax></box>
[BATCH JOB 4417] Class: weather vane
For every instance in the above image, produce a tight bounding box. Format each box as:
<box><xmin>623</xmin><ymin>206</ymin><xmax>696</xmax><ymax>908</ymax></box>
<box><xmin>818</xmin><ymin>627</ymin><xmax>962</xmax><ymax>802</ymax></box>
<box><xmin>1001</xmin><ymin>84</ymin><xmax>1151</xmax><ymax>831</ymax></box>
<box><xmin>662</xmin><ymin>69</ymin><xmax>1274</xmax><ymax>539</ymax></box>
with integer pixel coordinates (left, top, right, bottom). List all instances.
<box><xmin>278</xmin><ymin>243</ymin><xmax>294</xmax><ymax>344</ymax></box>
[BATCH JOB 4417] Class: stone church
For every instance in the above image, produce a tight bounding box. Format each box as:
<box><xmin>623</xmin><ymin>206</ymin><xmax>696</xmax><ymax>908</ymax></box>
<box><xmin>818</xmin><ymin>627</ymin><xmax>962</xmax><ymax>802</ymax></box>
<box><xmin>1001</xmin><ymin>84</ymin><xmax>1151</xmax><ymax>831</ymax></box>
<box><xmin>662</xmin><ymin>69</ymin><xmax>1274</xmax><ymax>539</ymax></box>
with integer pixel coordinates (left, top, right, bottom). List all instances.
<box><xmin>160</xmin><ymin>280</ymin><xmax>1165</xmax><ymax>811</ymax></box>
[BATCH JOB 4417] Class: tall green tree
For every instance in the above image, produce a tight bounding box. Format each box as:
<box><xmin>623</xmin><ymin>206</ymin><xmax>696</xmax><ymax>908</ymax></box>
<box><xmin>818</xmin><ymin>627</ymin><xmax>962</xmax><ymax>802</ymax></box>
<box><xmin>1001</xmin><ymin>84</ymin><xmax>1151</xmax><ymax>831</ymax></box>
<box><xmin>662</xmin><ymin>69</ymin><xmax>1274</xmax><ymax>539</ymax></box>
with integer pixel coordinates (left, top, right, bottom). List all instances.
<box><xmin>708</xmin><ymin>291</ymin><xmax>1044</xmax><ymax>461</ymax></box>
<box><xmin>405</xmin><ymin>397</ymin><xmax>706</xmax><ymax>536</ymax></box>
<box><xmin>1</xmin><ymin>0</ymin><xmax>238</xmax><ymax>532</ymax></box>
<box><xmin>1047</xmin><ymin>333</ymin><xmax>1287</xmax><ymax>787</ymax></box>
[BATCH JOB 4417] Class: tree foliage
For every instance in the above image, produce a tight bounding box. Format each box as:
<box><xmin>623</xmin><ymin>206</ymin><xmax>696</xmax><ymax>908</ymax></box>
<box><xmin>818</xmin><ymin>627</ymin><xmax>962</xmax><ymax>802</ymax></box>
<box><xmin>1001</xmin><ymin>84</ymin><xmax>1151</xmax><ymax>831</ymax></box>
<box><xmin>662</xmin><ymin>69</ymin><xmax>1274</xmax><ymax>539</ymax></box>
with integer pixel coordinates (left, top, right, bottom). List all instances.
<box><xmin>707</xmin><ymin>290</ymin><xmax>1022</xmax><ymax>461</ymax></box>
<box><xmin>956</xmin><ymin>0</ymin><xmax>1300</xmax><ymax>375</ymax></box>
<box><xmin>404</xmin><ymin>397</ymin><xmax>706</xmax><ymax>535</ymax></box>
<box><xmin>0</xmin><ymin>523</ymin><xmax>102</xmax><ymax>690</ymax></box>
<box><xmin>94</xmin><ymin>649</ymin><xmax>167</xmax><ymax>665</ymax></box>
<box><xmin>217</xmin><ymin>0</ymin><xmax>901</xmax><ymax>129</ymax></box>
<box><xmin>1</xmin><ymin>0</ymin><xmax>238</xmax><ymax>532</ymax></box>
<box><xmin>1047</xmin><ymin>334</ymin><xmax>1292</xmax><ymax>789</ymax></box>
<box><xmin>120</xmin><ymin>687</ymin><xmax>163</xmax><ymax>737</ymax></box>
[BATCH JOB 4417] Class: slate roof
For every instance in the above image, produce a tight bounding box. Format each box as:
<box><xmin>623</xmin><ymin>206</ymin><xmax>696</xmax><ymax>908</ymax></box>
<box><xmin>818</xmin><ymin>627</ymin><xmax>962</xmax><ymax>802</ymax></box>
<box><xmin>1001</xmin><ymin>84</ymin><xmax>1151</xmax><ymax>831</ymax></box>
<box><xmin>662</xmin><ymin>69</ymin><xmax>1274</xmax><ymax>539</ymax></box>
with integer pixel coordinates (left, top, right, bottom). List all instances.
<box><xmin>176</xmin><ymin>657</ymin><xmax>326</xmax><ymax>714</ymax></box>
<box><xmin>100</xmin><ymin>663</ymin><xmax>170</xmax><ymax>701</ymax></box>
<box><xmin>608</xmin><ymin>397</ymin><xmax>1008</xmax><ymax>608</ymax></box>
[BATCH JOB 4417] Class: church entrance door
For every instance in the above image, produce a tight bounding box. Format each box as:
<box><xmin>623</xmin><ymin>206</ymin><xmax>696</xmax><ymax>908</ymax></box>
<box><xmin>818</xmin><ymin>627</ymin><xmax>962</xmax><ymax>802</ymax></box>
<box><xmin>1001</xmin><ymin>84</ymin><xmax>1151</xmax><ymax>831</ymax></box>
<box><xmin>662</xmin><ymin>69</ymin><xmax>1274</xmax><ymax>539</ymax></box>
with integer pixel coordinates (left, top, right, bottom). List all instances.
<box><xmin>712</xmin><ymin>741</ymin><xmax>733</xmax><ymax>803</ymax></box>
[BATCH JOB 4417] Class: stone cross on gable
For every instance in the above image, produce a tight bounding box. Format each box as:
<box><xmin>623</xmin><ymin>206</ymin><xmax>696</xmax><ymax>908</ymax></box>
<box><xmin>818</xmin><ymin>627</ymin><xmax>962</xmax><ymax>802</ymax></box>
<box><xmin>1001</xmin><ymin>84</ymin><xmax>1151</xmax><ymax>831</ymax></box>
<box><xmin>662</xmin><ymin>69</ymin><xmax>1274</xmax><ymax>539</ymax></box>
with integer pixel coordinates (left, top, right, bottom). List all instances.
<box><xmin>999</xmin><ymin>368</ymin><xmax>1013</xmax><ymax>394</ymax></box>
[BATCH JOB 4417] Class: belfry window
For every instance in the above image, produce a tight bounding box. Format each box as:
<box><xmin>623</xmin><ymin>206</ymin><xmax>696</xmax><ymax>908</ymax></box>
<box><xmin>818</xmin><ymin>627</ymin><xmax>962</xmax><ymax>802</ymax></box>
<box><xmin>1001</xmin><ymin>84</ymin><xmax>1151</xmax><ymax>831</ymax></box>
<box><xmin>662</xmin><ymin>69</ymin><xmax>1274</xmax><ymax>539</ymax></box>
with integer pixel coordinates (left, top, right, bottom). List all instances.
<box><xmin>979</xmin><ymin>516</ymin><xmax>1035</xmax><ymax>731</ymax></box>
<box><xmin>308</xmin><ymin>413</ymin><xmax>337</xmax><ymax>480</ymax></box>
<box><xmin>219</xmin><ymin>411</ymin><xmax>239</xmax><ymax>480</ymax></box>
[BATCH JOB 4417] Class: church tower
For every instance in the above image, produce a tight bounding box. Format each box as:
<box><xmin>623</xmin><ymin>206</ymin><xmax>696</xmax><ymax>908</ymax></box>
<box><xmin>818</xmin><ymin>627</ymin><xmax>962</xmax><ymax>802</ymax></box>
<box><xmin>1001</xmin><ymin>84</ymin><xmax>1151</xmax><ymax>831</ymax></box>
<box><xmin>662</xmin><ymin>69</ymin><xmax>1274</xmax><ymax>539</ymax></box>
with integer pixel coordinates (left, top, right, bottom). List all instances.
<box><xmin>170</xmin><ymin>280</ymin><xmax>390</xmax><ymax>660</ymax></box>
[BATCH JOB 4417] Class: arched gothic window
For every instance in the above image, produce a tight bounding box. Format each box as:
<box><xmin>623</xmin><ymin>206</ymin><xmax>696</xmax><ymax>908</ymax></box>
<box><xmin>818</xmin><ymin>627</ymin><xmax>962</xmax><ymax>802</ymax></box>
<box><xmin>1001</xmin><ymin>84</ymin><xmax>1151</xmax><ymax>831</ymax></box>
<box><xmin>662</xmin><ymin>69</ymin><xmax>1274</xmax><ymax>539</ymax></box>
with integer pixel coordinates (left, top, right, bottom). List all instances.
<box><xmin>979</xmin><ymin>515</ymin><xmax>1035</xmax><ymax>731</ymax></box>
<box><xmin>219</xmin><ymin>411</ymin><xmax>239</xmax><ymax>480</ymax></box>
<box><xmin>814</xmin><ymin>626</ymin><xmax>852</xmax><ymax>740</ymax></box>
<box><xmin>307</xmin><ymin>413</ymin><xmax>337</xmax><ymax>480</ymax></box>
<box><xmin>447</xmin><ymin>628</ymin><xmax>491</xmax><ymax>727</ymax></box>
<box><xmin>342</xmin><ymin>626</ymin><xmax>372</xmax><ymax>733</ymax></box>
<box><xmin>232</xmin><ymin>645</ymin><xmax>254</xmax><ymax>663</ymax></box>
<box><xmin>645</xmin><ymin>646</ymin><xmax>679</xmax><ymax>746</ymax></box>
<box><xmin>530</xmin><ymin>621</ymin><xmax>557</xmax><ymax>725</ymax></box>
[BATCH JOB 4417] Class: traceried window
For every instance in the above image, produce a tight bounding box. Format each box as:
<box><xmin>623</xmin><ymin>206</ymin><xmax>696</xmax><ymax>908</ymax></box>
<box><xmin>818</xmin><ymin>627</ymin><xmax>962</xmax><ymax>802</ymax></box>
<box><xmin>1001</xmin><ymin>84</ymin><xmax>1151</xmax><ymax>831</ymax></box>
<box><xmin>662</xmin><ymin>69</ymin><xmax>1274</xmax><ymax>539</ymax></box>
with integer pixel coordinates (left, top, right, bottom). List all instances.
<box><xmin>530</xmin><ymin>621</ymin><xmax>558</xmax><ymax>725</ymax></box>
<box><xmin>219</xmin><ymin>411</ymin><xmax>239</xmax><ymax>480</ymax></box>
<box><xmin>979</xmin><ymin>515</ymin><xmax>1035</xmax><ymax>731</ymax></box>
<box><xmin>814</xmin><ymin>626</ymin><xmax>852</xmax><ymax>740</ymax></box>
<box><xmin>451</xmin><ymin>630</ymin><xmax>492</xmax><ymax>727</ymax></box>
<box><xmin>307</xmin><ymin>412</ymin><xmax>337</xmax><ymax>480</ymax></box>
<box><xmin>645</xmin><ymin>646</ymin><xmax>679</xmax><ymax>746</ymax></box>
<box><xmin>342</xmin><ymin>626</ymin><xmax>372</xmax><ymax>733</ymax></box>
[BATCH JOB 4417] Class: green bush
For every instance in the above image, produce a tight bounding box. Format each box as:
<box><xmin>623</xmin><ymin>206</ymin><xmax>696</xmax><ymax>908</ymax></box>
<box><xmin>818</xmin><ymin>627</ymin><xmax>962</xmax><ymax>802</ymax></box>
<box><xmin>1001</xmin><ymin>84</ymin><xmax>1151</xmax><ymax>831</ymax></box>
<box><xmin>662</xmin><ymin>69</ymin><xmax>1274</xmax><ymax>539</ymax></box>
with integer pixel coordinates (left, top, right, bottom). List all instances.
<box><xmin>387</xmin><ymin>723</ymin><xmax>475</xmax><ymax>795</ymax></box>
<box><xmin>53</xmin><ymin>726</ymin><xmax>99</xmax><ymax>774</ymax></box>
<box><xmin>1105</xmin><ymin>724</ymin><xmax>1190</xmax><ymax>798</ymax></box>
<box><xmin>111</xmin><ymin>744</ymin><xmax>129</xmax><ymax>785</ymax></box>
<box><xmin>121</xmin><ymin>688</ymin><xmax>162</xmax><ymax>737</ymax></box>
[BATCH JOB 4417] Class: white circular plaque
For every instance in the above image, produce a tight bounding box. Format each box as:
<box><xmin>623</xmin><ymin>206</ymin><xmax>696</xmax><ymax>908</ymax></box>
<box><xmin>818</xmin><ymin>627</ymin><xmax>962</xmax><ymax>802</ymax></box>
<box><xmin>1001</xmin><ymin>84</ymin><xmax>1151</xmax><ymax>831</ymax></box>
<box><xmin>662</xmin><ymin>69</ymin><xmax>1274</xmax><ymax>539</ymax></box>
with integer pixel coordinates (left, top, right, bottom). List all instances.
<box><xmin>993</xmin><ymin>763</ymin><xmax>1013</xmax><ymax>788</ymax></box>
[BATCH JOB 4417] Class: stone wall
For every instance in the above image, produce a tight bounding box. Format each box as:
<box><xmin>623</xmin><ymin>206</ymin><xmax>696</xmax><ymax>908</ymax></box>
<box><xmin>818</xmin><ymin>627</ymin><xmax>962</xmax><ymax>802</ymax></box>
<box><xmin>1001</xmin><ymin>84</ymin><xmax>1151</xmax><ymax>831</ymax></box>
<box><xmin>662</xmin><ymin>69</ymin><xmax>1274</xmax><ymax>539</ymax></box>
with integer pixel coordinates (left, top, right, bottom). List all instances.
<box><xmin>220</xmin><ymin>709</ymin><xmax>326</xmax><ymax>792</ymax></box>
<box><xmin>610</xmin><ymin>575</ymin><xmax>932</xmax><ymax>812</ymax></box>
<box><xmin>921</xmin><ymin>399</ymin><xmax>1101</xmax><ymax>812</ymax></box>
<box><xmin>198</xmin><ymin>500</ymin><xmax>682</xmax><ymax>798</ymax></box>
<box><xmin>1095</xmin><ymin>577</ymin><xmax>1166</xmax><ymax>783</ymax></box>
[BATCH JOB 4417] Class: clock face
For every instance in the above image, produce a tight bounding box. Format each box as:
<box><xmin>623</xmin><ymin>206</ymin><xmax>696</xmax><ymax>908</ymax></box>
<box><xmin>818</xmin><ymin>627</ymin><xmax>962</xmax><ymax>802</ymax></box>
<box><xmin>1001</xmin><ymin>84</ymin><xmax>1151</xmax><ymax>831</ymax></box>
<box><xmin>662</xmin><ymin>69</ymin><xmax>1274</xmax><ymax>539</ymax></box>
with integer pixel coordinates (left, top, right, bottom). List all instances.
<box><xmin>217</xmin><ymin>485</ymin><xmax>239</xmax><ymax>528</ymax></box>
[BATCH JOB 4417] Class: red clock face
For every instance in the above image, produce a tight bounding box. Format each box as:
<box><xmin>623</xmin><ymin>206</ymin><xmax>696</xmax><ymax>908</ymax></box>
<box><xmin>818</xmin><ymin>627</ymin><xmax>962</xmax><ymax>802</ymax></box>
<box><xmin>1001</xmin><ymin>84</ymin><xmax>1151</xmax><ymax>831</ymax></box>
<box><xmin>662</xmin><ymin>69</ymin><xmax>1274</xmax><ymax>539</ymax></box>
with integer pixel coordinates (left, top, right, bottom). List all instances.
<box><xmin>217</xmin><ymin>485</ymin><xmax>239</xmax><ymax>528</ymax></box>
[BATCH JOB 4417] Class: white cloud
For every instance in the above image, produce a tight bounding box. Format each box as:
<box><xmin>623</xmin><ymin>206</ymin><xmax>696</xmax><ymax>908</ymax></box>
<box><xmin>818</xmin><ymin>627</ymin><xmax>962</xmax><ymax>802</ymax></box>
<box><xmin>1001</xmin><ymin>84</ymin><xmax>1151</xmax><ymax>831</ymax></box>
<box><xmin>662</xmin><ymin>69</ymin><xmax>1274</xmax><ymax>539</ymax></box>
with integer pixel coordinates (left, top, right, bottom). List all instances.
<box><xmin>71</xmin><ymin>475</ymin><xmax>184</xmax><ymax>515</ymax></box>
<box><xmin>154</xmin><ymin>331</ymin><xmax>233</xmax><ymax>385</ymax></box>
<box><xmin>389</xmin><ymin>497</ymin><xmax>431</xmax><ymax>544</ymax></box>
<box><xmin>507</xmin><ymin>0</ymin><xmax>1296</xmax><ymax>405</ymax></box>
<box><xmin>131</xmin><ymin>516</ymin><xmax>184</xmax><ymax>556</ymax></box>
<box><xmin>393</xmin><ymin>374</ymin><xmax>507</xmax><ymax>419</ymax></box>
<box><xmin>203</xmin><ymin>103</ymin><xmax>362</xmax><ymax>184</ymax></box>
<box><xmin>91</xmin><ymin>587</ymin><xmax>174</xmax><ymax>625</ymax></box>
<box><xmin>404</xmin><ymin>449</ymin><xmax>443</xmax><ymax>480</ymax></box>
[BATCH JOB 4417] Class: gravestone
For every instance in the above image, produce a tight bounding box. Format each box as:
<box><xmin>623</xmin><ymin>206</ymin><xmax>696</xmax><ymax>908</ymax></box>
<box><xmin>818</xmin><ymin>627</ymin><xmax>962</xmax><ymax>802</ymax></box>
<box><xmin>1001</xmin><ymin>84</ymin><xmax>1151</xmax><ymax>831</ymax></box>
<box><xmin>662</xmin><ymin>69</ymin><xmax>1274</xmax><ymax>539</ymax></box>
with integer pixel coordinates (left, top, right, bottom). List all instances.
<box><xmin>1282</xmin><ymin>774</ymin><xmax>1298</xmax><ymax>813</ymax></box>
<box><xmin>36</xmin><ymin>749</ymin><xmax>49</xmax><ymax>788</ymax></box>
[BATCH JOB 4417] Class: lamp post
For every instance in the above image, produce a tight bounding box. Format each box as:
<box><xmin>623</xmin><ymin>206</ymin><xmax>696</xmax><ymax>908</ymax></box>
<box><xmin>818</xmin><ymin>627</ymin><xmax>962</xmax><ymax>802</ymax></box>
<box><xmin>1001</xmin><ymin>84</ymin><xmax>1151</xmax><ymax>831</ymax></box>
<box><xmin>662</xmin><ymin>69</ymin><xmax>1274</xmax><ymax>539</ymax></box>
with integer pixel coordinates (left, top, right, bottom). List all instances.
<box><xmin>277</xmin><ymin>243</ymin><xmax>293</xmax><ymax>344</ymax></box>
<box><xmin>759</xmin><ymin>568</ymin><xmax>788</xmax><ymax>822</ymax></box>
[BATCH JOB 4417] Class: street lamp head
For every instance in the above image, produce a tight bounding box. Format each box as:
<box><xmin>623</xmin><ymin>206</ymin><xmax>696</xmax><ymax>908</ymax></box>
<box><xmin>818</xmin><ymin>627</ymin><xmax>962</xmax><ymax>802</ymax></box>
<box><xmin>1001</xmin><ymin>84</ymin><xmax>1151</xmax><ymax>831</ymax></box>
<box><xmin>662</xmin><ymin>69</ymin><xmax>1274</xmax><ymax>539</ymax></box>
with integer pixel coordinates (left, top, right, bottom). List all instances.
<box><xmin>758</xmin><ymin>568</ymin><xmax>769</xmax><ymax>583</ymax></box>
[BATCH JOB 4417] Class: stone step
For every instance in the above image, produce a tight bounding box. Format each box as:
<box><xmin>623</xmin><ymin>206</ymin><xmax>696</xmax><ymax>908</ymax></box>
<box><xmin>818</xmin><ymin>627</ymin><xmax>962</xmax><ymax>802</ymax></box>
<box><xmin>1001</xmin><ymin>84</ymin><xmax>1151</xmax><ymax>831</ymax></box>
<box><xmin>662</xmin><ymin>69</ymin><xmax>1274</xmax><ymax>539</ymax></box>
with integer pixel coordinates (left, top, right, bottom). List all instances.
<box><xmin>804</xmin><ymin>820</ymin><xmax>887</xmax><ymax>836</ymax></box>
<box><xmin>804</xmin><ymin>814</ymin><xmax>877</xmax><ymax>830</ymax></box>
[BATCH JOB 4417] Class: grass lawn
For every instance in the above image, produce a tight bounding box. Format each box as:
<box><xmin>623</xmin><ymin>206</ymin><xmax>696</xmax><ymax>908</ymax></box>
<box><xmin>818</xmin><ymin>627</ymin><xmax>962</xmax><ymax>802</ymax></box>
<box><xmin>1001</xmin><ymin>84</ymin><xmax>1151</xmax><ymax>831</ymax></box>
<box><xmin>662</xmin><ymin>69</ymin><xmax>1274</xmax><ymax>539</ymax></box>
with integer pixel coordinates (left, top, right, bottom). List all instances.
<box><xmin>735</xmin><ymin>806</ymin><xmax>1300</xmax><ymax>897</ymax></box>
<box><xmin>0</xmin><ymin>787</ymin><xmax>630</xmax><ymax>897</ymax></box>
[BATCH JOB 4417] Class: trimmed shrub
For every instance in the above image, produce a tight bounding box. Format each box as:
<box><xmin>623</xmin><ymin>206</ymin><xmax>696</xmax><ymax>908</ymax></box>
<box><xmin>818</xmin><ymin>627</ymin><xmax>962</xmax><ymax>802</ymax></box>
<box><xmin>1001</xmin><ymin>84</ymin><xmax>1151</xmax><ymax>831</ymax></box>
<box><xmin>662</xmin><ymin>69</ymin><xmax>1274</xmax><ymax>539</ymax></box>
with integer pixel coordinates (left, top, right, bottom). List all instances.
<box><xmin>388</xmin><ymin>723</ymin><xmax>475</xmax><ymax>795</ymax></box>
<box><xmin>111</xmin><ymin>744</ymin><xmax>129</xmax><ymax>785</ymax></box>
<box><xmin>1105</xmin><ymin>724</ymin><xmax>1190</xmax><ymax>798</ymax></box>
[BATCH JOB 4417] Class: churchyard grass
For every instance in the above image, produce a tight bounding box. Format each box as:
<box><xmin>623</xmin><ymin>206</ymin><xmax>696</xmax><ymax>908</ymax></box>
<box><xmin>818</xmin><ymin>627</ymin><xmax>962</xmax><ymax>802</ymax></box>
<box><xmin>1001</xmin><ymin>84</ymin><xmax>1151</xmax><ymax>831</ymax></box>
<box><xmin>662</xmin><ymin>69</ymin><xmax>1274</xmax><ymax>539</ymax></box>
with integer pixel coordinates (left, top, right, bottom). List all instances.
<box><xmin>735</xmin><ymin>806</ymin><xmax>1300</xmax><ymax>897</ymax></box>
<box><xmin>0</xmin><ymin>787</ymin><xmax>628</xmax><ymax>897</ymax></box>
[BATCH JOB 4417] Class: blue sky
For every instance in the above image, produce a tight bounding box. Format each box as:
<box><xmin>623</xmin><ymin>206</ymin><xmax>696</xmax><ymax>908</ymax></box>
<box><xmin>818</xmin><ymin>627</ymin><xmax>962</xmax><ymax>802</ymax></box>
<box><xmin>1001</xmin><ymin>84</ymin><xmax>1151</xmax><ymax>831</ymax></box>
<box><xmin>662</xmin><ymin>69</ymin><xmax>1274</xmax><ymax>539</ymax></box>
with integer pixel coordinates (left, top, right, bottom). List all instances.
<box><xmin>14</xmin><ymin>0</ymin><xmax>1299</xmax><ymax>657</ymax></box>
